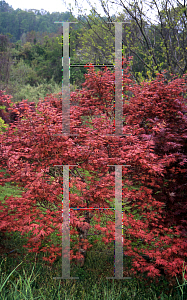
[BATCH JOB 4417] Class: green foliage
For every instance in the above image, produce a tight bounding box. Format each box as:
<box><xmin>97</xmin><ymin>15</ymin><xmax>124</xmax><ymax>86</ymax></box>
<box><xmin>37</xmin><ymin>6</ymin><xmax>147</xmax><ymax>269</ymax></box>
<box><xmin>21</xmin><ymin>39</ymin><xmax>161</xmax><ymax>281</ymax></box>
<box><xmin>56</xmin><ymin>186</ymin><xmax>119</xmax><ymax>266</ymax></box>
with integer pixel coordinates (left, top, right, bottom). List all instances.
<box><xmin>9</xmin><ymin>58</ymin><xmax>40</xmax><ymax>86</ymax></box>
<box><xmin>5</xmin><ymin>55</ymin><xmax>63</xmax><ymax>102</ymax></box>
<box><xmin>0</xmin><ymin>116</ymin><xmax>9</xmax><ymax>134</ymax></box>
<box><xmin>0</xmin><ymin>4</ymin><xmax>75</xmax><ymax>43</ymax></box>
<box><xmin>10</xmin><ymin>76</ymin><xmax>62</xmax><ymax>103</ymax></box>
<box><xmin>72</xmin><ymin>12</ymin><xmax>115</xmax><ymax>66</ymax></box>
<box><xmin>0</xmin><ymin>0</ymin><xmax>187</xmax><ymax>87</ymax></box>
<box><xmin>32</xmin><ymin>37</ymin><xmax>62</xmax><ymax>84</ymax></box>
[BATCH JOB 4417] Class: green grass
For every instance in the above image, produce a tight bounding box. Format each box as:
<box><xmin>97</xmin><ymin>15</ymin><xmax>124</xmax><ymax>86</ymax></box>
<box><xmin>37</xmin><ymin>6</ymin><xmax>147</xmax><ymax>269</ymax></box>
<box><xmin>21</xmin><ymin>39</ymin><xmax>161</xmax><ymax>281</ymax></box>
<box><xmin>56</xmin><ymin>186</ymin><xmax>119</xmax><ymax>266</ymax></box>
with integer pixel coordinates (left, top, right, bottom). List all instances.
<box><xmin>0</xmin><ymin>168</ymin><xmax>187</xmax><ymax>299</ymax></box>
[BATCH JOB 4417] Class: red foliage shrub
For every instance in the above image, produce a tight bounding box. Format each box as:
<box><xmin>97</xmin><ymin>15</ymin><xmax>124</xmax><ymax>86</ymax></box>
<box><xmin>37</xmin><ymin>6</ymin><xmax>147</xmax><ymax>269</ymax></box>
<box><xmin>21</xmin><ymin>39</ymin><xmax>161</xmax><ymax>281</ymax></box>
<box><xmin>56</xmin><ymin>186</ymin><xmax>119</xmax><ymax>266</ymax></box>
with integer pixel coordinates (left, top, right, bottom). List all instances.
<box><xmin>123</xmin><ymin>73</ymin><xmax>187</xmax><ymax>239</ymax></box>
<box><xmin>0</xmin><ymin>90</ymin><xmax>36</xmax><ymax>125</ymax></box>
<box><xmin>0</xmin><ymin>59</ymin><xmax>187</xmax><ymax>283</ymax></box>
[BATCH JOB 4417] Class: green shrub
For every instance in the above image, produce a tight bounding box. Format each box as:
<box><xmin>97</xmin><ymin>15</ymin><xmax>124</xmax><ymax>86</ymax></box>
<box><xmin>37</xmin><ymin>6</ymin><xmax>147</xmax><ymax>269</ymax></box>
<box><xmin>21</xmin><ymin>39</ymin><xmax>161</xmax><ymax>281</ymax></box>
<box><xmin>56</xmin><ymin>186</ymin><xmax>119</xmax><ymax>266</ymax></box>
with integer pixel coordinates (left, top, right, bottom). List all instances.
<box><xmin>9</xmin><ymin>76</ymin><xmax>62</xmax><ymax>104</ymax></box>
<box><xmin>0</xmin><ymin>117</ymin><xmax>9</xmax><ymax>134</ymax></box>
<box><xmin>9</xmin><ymin>58</ymin><xmax>40</xmax><ymax>87</ymax></box>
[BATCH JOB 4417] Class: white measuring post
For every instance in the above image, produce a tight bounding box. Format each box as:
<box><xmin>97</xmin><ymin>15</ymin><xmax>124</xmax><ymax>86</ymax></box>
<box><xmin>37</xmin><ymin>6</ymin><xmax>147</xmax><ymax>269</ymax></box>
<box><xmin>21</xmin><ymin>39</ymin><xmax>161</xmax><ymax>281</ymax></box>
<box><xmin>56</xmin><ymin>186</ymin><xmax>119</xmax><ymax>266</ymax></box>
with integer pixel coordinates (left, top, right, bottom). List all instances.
<box><xmin>53</xmin><ymin>165</ymin><xmax>79</xmax><ymax>280</ymax></box>
<box><xmin>53</xmin><ymin>21</ymin><xmax>132</xmax><ymax>281</ymax></box>
<box><xmin>53</xmin><ymin>21</ymin><xmax>78</xmax><ymax>137</ymax></box>
<box><xmin>106</xmin><ymin>165</ymin><xmax>131</xmax><ymax>280</ymax></box>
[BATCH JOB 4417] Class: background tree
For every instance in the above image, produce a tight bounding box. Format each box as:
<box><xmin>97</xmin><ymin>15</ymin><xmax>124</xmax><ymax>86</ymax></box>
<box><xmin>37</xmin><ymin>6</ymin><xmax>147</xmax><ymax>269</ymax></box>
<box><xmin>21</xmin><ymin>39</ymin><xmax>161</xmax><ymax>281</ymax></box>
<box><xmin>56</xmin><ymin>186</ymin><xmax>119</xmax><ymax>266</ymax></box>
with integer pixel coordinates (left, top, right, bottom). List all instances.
<box><xmin>1</xmin><ymin>0</ymin><xmax>187</xmax><ymax>99</ymax></box>
<box><xmin>70</xmin><ymin>0</ymin><xmax>187</xmax><ymax>83</ymax></box>
<box><xmin>0</xmin><ymin>34</ymin><xmax>14</xmax><ymax>89</ymax></box>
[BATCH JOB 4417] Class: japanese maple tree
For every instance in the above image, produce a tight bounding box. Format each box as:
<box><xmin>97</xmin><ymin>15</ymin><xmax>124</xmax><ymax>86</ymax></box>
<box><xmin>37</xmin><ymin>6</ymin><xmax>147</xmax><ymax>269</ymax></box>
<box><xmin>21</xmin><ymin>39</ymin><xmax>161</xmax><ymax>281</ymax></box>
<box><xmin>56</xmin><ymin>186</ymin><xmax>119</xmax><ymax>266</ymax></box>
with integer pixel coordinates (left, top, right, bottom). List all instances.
<box><xmin>0</xmin><ymin>57</ymin><xmax>187</xmax><ymax>283</ymax></box>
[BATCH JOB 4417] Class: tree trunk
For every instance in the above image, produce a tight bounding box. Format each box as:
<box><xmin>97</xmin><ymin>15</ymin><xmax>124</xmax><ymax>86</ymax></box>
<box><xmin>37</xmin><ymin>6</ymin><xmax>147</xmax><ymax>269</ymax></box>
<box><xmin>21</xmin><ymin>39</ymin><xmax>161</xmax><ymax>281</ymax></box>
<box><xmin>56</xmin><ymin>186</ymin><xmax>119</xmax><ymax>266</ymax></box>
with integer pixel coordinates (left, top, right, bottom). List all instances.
<box><xmin>76</xmin><ymin>211</ymin><xmax>93</xmax><ymax>267</ymax></box>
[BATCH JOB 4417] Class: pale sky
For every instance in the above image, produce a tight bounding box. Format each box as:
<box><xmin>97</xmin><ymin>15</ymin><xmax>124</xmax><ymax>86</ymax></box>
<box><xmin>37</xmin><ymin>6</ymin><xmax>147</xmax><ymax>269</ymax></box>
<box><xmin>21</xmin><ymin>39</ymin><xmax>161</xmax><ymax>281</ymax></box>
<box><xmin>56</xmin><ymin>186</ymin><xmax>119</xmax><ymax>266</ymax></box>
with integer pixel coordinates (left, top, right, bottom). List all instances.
<box><xmin>6</xmin><ymin>0</ymin><xmax>160</xmax><ymax>24</ymax></box>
